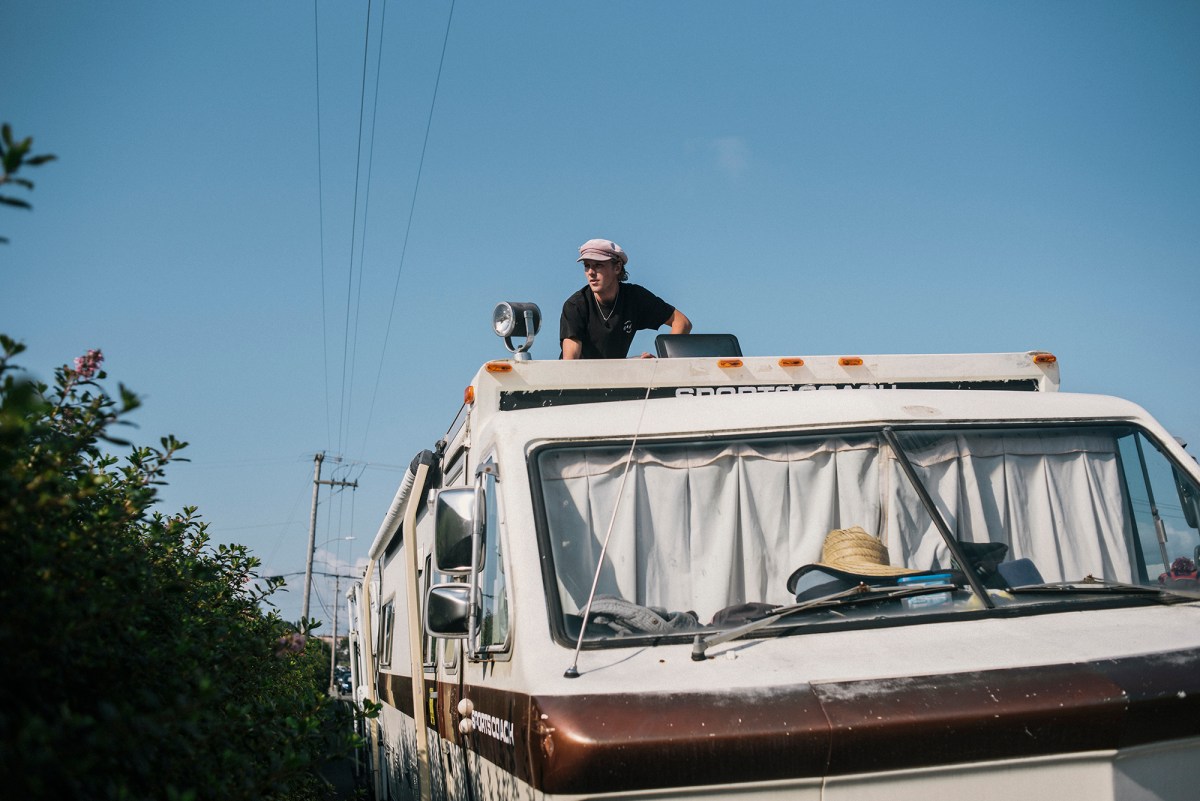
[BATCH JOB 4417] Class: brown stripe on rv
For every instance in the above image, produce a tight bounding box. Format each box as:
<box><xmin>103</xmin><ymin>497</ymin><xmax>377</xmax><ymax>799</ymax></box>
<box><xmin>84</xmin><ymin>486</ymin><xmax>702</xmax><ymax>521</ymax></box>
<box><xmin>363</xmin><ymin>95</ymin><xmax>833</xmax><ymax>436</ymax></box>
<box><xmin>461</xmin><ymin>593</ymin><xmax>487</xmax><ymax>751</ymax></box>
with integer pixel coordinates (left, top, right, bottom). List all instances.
<box><xmin>1097</xmin><ymin>649</ymin><xmax>1200</xmax><ymax>747</ymax></box>
<box><xmin>380</xmin><ymin>647</ymin><xmax>1200</xmax><ymax>795</ymax></box>
<box><xmin>531</xmin><ymin>685</ymin><xmax>829</xmax><ymax>793</ymax></box>
<box><xmin>815</xmin><ymin>663</ymin><xmax>1125</xmax><ymax>776</ymax></box>
<box><xmin>376</xmin><ymin>672</ymin><xmax>409</xmax><ymax>712</ymax></box>
<box><xmin>378</xmin><ymin>673</ymin><xmax>540</xmax><ymax>781</ymax></box>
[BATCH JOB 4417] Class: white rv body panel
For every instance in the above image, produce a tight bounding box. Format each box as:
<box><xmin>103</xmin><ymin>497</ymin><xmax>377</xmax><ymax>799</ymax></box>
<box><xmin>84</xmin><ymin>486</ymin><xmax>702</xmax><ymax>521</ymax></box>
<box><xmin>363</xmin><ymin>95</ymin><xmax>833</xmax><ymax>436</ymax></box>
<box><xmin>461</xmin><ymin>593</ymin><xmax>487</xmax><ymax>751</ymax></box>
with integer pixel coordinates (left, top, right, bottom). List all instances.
<box><xmin>353</xmin><ymin>352</ymin><xmax>1200</xmax><ymax>800</ymax></box>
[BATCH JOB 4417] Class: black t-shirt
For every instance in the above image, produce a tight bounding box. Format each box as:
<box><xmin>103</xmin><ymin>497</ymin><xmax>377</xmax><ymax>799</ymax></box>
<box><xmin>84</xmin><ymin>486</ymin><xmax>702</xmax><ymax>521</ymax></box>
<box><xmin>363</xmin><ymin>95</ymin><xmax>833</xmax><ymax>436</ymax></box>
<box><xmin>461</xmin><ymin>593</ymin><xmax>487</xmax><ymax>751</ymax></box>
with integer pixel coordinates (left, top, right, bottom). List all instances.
<box><xmin>559</xmin><ymin>283</ymin><xmax>675</xmax><ymax>359</ymax></box>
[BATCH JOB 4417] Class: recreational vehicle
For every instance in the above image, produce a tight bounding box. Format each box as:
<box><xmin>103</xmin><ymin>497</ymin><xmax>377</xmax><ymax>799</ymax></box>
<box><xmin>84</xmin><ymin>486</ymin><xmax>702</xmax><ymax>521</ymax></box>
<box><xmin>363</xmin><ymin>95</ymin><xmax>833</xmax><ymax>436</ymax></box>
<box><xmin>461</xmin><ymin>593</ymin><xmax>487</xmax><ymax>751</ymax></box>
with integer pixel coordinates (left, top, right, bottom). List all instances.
<box><xmin>348</xmin><ymin>307</ymin><xmax>1200</xmax><ymax>801</ymax></box>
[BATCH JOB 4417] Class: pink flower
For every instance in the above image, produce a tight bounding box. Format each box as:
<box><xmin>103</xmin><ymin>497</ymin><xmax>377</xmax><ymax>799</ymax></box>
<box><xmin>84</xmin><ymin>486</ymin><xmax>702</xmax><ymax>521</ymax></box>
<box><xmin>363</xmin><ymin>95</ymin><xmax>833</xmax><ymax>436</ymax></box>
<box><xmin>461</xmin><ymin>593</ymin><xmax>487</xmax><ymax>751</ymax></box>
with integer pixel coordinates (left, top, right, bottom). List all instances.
<box><xmin>73</xmin><ymin>349</ymin><xmax>103</xmax><ymax>379</ymax></box>
<box><xmin>274</xmin><ymin>632</ymin><xmax>307</xmax><ymax>657</ymax></box>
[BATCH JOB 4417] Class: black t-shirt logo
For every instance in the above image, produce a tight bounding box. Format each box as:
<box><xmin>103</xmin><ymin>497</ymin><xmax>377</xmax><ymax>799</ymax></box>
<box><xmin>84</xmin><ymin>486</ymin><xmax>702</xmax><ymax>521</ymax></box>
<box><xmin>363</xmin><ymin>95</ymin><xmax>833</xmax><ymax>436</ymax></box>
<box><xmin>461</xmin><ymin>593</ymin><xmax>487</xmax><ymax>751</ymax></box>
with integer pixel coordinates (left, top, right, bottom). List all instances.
<box><xmin>623</xmin><ymin>320</ymin><xmax>633</xmax><ymax>333</ymax></box>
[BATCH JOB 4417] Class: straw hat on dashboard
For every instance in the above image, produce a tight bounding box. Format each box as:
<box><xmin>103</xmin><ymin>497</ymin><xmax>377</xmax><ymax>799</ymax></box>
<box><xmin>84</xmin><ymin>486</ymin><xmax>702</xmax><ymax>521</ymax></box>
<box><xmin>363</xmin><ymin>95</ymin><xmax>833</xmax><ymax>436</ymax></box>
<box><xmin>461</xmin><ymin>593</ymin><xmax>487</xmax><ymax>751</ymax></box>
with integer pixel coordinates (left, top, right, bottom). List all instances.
<box><xmin>815</xmin><ymin>526</ymin><xmax>920</xmax><ymax>577</ymax></box>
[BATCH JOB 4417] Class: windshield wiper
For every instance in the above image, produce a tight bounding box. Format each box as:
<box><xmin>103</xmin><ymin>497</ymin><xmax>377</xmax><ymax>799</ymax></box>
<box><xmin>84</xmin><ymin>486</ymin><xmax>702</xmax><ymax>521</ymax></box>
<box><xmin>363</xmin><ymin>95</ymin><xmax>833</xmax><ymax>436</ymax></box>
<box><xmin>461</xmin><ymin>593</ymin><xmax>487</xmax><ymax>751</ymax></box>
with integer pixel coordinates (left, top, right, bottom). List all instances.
<box><xmin>1009</xmin><ymin>574</ymin><xmax>1200</xmax><ymax>600</ymax></box>
<box><xmin>691</xmin><ymin>581</ymin><xmax>957</xmax><ymax>661</ymax></box>
<box><xmin>881</xmin><ymin>428</ymin><xmax>995</xmax><ymax>609</ymax></box>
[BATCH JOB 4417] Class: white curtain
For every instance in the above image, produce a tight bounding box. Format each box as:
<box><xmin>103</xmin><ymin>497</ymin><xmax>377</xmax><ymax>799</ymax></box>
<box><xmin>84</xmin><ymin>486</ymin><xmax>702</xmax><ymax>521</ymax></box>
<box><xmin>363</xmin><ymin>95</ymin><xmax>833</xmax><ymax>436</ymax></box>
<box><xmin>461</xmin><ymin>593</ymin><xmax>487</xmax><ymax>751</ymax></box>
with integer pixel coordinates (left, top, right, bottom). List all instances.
<box><xmin>538</xmin><ymin>430</ymin><xmax>1133</xmax><ymax>623</ymax></box>
<box><xmin>890</xmin><ymin>431</ymin><xmax>1133</xmax><ymax>585</ymax></box>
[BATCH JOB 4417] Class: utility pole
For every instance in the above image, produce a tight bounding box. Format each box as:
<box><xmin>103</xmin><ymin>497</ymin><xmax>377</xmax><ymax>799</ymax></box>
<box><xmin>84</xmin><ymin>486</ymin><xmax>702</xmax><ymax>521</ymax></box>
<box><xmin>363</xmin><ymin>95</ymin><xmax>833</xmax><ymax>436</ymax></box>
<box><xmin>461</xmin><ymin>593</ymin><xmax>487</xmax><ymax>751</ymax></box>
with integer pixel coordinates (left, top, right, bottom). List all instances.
<box><xmin>302</xmin><ymin>452</ymin><xmax>358</xmax><ymax>630</ymax></box>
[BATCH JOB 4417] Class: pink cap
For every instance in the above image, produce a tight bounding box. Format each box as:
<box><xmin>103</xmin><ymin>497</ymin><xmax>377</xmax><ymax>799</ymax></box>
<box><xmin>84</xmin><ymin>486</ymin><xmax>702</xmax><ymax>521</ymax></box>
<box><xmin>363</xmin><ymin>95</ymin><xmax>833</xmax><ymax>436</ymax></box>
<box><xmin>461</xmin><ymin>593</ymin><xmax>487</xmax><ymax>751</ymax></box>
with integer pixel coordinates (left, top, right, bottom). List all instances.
<box><xmin>577</xmin><ymin>238</ymin><xmax>628</xmax><ymax>267</ymax></box>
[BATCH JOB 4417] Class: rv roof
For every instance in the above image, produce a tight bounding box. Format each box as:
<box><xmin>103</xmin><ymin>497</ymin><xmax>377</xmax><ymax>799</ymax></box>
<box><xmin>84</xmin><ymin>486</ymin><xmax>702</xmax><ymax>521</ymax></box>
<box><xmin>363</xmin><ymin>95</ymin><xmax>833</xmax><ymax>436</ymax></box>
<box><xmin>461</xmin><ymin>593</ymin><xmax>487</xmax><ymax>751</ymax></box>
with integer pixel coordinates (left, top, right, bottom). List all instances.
<box><xmin>466</xmin><ymin>351</ymin><xmax>1059</xmax><ymax>415</ymax></box>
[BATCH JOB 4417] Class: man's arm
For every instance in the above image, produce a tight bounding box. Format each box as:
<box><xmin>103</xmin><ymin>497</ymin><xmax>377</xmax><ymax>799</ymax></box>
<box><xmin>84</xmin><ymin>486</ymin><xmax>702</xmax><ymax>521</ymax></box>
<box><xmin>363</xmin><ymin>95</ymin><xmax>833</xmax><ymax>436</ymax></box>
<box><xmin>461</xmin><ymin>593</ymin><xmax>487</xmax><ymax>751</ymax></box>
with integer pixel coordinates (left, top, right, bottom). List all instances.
<box><xmin>562</xmin><ymin>338</ymin><xmax>583</xmax><ymax>360</ymax></box>
<box><xmin>637</xmin><ymin>309</ymin><xmax>694</xmax><ymax>359</ymax></box>
<box><xmin>667</xmin><ymin>309</ymin><xmax>692</xmax><ymax>335</ymax></box>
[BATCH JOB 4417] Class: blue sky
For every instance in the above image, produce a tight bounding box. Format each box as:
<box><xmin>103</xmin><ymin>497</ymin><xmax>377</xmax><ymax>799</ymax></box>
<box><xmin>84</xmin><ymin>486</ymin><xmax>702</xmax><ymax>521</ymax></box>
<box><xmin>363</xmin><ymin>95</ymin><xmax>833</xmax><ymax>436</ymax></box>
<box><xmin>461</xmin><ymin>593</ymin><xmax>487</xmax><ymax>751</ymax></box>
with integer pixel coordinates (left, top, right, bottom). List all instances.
<box><xmin>6</xmin><ymin>1</ymin><xmax>1199</xmax><ymax>627</ymax></box>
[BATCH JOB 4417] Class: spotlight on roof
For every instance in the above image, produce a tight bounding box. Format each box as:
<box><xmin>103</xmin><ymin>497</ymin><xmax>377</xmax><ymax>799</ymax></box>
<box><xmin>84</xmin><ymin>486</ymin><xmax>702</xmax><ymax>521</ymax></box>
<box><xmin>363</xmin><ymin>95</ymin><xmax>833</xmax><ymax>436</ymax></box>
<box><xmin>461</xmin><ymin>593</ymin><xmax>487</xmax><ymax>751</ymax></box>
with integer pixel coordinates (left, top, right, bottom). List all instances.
<box><xmin>492</xmin><ymin>301</ymin><xmax>541</xmax><ymax>360</ymax></box>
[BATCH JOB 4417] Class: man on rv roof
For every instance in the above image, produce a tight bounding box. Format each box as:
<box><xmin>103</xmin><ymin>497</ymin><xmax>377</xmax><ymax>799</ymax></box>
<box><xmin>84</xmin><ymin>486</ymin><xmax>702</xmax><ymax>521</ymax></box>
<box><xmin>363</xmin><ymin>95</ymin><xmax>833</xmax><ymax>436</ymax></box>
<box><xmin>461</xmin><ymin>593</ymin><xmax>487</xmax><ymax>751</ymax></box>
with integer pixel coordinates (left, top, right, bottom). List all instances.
<box><xmin>560</xmin><ymin>238</ymin><xmax>692</xmax><ymax>359</ymax></box>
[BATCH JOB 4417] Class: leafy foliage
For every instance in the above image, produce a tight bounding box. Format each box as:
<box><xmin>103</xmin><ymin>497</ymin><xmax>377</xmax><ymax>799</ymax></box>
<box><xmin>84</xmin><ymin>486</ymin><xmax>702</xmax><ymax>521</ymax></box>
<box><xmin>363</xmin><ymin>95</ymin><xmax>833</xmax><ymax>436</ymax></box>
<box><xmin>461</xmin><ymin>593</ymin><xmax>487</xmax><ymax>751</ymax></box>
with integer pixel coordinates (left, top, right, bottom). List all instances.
<box><xmin>0</xmin><ymin>335</ymin><xmax>367</xmax><ymax>800</ymax></box>
<box><xmin>1</xmin><ymin>122</ymin><xmax>58</xmax><ymax>243</ymax></box>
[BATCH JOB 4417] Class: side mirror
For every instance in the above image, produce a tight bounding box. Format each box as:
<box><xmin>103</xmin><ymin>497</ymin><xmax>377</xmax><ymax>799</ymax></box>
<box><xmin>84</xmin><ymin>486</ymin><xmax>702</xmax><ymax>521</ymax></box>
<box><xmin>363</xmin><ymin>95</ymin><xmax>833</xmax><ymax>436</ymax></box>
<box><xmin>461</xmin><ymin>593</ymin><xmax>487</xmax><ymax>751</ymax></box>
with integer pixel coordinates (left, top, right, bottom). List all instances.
<box><xmin>1174</xmin><ymin>466</ymin><xmax>1200</xmax><ymax>529</ymax></box>
<box><xmin>434</xmin><ymin>487</ymin><xmax>483</xmax><ymax>574</ymax></box>
<box><xmin>425</xmin><ymin>584</ymin><xmax>472</xmax><ymax>638</ymax></box>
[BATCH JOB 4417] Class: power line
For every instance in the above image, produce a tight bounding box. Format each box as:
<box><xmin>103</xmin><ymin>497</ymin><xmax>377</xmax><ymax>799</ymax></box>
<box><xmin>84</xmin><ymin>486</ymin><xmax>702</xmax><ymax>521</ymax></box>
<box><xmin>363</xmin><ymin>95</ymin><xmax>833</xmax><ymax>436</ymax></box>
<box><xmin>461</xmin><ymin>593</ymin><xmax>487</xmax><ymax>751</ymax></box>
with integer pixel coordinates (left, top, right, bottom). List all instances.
<box><xmin>268</xmin><ymin>570</ymin><xmax>358</xmax><ymax>580</ymax></box>
<box><xmin>255</xmin><ymin>463</ymin><xmax>315</xmax><ymax>570</ymax></box>
<box><xmin>345</xmin><ymin>0</ymin><xmax>390</xmax><ymax>467</ymax></box>
<box><xmin>312</xmin><ymin>0</ymin><xmax>333</xmax><ymax>450</ymax></box>
<box><xmin>310</xmin><ymin>1</ymin><xmax>458</xmax><ymax>467</ymax></box>
<box><xmin>359</xmin><ymin>0</ymin><xmax>458</xmax><ymax>456</ymax></box>
<box><xmin>336</xmin><ymin>0</ymin><xmax>376</xmax><ymax>458</ymax></box>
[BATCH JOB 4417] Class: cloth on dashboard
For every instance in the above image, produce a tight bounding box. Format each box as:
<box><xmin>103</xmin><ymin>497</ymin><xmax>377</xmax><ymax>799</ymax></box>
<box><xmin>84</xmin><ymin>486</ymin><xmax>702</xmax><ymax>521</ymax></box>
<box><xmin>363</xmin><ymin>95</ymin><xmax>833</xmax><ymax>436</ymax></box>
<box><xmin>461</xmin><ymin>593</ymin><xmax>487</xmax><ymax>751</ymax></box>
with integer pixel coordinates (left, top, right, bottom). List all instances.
<box><xmin>589</xmin><ymin>595</ymin><xmax>700</xmax><ymax>635</ymax></box>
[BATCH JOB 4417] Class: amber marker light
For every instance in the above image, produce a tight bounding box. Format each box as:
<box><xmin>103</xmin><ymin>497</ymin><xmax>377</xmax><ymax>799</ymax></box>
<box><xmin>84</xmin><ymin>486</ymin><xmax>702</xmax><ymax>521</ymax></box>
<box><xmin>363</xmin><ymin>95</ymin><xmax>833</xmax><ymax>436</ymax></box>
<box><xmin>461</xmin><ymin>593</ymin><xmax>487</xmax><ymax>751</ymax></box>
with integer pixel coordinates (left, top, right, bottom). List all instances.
<box><xmin>485</xmin><ymin>361</ymin><xmax>513</xmax><ymax>373</ymax></box>
<box><xmin>778</xmin><ymin>357</ymin><xmax>805</xmax><ymax>367</ymax></box>
<box><xmin>463</xmin><ymin>386</ymin><xmax>475</xmax><ymax>405</ymax></box>
<box><xmin>1032</xmin><ymin>353</ymin><xmax>1058</xmax><ymax>364</ymax></box>
<box><xmin>717</xmin><ymin>358</ymin><xmax>743</xmax><ymax>368</ymax></box>
<box><xmin>839</xmin><ymin>357</ymin><xmax>864</xmax><ymax>366</ymax></box>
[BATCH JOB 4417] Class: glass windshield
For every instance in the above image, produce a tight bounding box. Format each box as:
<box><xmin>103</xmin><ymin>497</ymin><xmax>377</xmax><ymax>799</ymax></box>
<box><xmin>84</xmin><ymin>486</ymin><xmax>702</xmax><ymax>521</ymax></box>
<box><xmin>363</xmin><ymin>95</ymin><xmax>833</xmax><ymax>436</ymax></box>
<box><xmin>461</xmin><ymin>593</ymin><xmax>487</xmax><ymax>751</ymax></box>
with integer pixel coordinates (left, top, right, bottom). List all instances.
<box><xmin>534</xmin><ymin>425</ymin><xmax>1200</xmax><ymax>644</ymax></box>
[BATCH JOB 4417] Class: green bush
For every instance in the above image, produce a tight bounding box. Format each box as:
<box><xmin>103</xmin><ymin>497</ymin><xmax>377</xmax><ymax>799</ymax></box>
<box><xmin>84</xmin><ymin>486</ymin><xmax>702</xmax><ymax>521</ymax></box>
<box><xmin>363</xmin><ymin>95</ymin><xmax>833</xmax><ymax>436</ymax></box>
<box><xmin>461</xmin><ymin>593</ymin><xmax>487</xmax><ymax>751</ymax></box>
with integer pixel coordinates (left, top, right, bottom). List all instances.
<box><xmin>0</xmin><ymin>336</ymin><xmax>363</xmax><ymax>800</ymax></box>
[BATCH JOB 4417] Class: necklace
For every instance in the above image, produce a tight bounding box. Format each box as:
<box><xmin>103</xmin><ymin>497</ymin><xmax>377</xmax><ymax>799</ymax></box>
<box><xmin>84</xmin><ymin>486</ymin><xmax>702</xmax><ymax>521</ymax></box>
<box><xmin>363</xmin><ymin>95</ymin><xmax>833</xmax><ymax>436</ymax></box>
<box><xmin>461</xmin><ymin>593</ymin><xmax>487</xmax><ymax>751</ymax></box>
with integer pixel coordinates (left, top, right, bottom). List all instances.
<box><xmin>594</xmin><ymin>288</ymin><xmax>618</xmax><ymax>322</ymax></box>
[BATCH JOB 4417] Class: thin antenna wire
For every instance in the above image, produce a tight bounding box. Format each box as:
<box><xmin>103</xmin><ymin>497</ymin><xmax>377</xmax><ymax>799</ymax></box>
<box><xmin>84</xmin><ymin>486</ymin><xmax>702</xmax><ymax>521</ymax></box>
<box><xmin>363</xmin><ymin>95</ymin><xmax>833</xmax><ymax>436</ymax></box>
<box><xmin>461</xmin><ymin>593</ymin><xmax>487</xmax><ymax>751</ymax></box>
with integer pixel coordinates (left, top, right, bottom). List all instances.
<box><xmin>565</xmin><ymin>361</ymin><xmax>659</xmax><ymax>678</ymax></box>
<box><xmin>358</xmin><ymin>0</ymin><xmax>457</xmax><ymax>457</ymax></box>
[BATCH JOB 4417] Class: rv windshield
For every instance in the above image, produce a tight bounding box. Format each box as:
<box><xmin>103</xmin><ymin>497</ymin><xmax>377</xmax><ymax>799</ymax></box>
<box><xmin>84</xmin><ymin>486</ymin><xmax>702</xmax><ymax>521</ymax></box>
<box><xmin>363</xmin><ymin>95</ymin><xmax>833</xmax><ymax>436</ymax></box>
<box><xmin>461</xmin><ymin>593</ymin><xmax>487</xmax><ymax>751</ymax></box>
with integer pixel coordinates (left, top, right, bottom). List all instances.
<box><xmin>533</xmin><ymin>424</ymin><xmax>1200</xmax><ymax>644</ymax></box>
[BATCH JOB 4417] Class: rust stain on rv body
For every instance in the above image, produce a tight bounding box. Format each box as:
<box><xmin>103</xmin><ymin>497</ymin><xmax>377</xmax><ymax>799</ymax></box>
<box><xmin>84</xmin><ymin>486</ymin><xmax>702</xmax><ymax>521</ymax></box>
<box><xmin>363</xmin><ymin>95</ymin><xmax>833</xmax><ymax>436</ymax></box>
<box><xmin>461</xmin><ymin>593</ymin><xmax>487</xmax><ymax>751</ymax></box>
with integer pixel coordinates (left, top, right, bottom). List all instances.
<box><xmin>378</xmin><ymin>647</ymin><xmax>1200</xmax><ymax>796</ymax></box>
